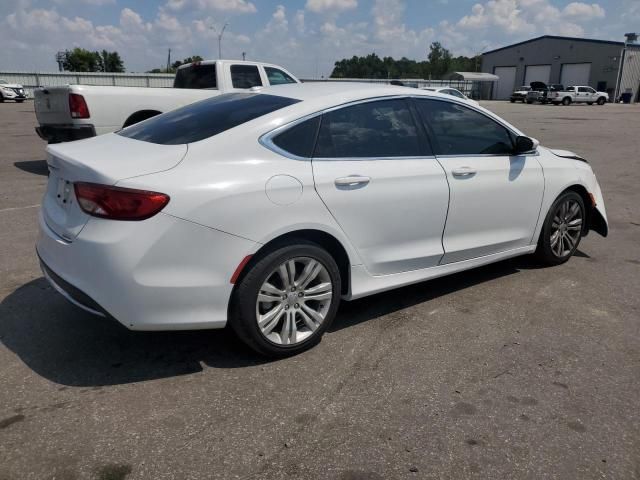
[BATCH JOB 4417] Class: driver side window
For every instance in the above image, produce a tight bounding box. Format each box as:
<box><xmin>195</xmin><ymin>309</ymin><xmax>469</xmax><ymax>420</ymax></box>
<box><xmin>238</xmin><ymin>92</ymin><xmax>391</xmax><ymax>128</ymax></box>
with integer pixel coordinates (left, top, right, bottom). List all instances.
<box><xmin>414</xmin><ymin>98</ymin><xmax>514</xmax><ymax>156</ymax></box>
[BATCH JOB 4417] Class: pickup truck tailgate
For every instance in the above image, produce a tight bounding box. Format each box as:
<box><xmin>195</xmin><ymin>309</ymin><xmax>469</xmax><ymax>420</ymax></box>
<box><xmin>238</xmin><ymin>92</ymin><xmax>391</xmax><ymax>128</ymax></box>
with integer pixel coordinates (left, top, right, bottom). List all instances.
<box><xmin>34</xmin><ymin>87</ymin><xmax>71</xmax><ymax>125</ymax></box>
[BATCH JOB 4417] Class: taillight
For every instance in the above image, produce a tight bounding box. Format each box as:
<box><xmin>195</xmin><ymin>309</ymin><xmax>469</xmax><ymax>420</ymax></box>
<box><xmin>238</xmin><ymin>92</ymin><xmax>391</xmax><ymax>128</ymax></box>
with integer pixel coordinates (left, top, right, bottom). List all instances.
<box><xmin>74</xmin><ymin>182</ymin><xmax>170</xmax><ymax>221</ymax></box>
<box><xmin>69</xmin><ymin>93</ymin><xmax>90</xmax><ymax>119</ymax></box>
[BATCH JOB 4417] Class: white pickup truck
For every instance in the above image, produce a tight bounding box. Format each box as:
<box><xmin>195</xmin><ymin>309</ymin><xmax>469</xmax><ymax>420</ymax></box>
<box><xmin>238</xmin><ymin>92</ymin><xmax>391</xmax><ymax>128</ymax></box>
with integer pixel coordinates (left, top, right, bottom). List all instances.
<box><xmin>34</xmin><ymin>60</ymin><xmax>299</xmax><ymax>143</ymax></box>
<box><xmin>547</xmin><ymin>85</ymin><xmax>608</xmax><ymax>106</ymax></box>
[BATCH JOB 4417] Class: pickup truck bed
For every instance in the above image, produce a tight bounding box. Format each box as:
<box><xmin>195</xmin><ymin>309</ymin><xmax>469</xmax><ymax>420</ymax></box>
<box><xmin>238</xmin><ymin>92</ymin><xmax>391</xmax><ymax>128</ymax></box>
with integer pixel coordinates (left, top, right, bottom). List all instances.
<box><xmin>34</xmin><ymin>60</ymin><xmax>300</xmax><ymax>143</ymax></box>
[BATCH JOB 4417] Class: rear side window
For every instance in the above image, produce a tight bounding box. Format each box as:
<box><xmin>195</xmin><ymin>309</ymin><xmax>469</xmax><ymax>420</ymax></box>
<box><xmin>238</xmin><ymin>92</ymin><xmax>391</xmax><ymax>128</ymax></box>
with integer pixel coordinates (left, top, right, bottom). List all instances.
<box><xmin>174</xmin><ymin>64</ymin><xmax>217</xmax><ymax>89</ymax></box>
<box><xmin>314</xmin><ymin>99</ymin><xmax>422</xmax><ymax>158</ymax></box>
<box><xmin>118</xmin><ymin>93</ymin><xmax>300</xmax><ymax>145</ymax></box>
<box><xmin>231</xmin><ymin>65</ymin><xmax>262</xmax><ymax>89</ymax></box>
<box><xmin>415</xmin><ymin>99</ymin><xmax>514</xmax><ymax>156</ymax></box>
<box><xmin>265</xmin><ymin>67</ymin><xmax>297</xmax><ymax>85</ymax></box>
<box><xmin>272</xmin><ymin>117</ymin><xmax>320</xmax><ymax>158</ymax></box>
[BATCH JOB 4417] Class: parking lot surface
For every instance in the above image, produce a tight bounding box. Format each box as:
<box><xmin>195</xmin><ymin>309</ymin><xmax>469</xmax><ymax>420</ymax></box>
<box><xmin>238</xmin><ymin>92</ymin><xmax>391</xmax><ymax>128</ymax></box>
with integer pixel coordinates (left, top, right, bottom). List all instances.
<box><xmin>1</xmin><ymin>100</ymin><xmax>639</xmax><ymax>480</ymax></box>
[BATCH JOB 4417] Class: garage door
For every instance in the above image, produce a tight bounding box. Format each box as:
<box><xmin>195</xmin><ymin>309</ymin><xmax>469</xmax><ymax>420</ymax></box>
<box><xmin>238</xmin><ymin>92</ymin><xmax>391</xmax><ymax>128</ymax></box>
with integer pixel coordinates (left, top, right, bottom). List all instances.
<box><xmin>493</xmin><ymin>66</ymin><xmax>517</xmax><ymax>99</ymax></box>
<box><xmin>524</xmin><ymin>65</ymin><xmax>551</xmax><ymax>86</ymax></box>
<box><xmin>560</xmin><ymin>63</ymin><xmax>591</xmax><ymax>87</ymax></box>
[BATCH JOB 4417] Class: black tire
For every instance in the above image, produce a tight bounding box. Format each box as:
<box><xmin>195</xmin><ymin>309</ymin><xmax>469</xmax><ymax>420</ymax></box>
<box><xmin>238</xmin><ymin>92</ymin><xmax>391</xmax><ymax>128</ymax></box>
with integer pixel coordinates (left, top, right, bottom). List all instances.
<box><xmin>597</xmin><ymin>97</ymin><xmax>606</xmax><ymax>105</ymax></box>
<box><xmin>0</xmin><ymin>94</ymin><xmax>4</xmax><ymax>103</ymax></box>
<box><xmin>526</xmin><ymin>100</ymin><xmax>533</xmax><ymax>104</ymax></box>
<box><xmin>230</xmin><ymin>240</ymin><xmax>341</xmax><ymax>357</ymax></box>
<box><xmin>510</xmin><ymin>99</ymin><xmax>515</xmax><ymax>103</ymax></box>
<box><xmin>587</xmin><ymin>102</ymin><xmax>593</xmax><ymax>105</ymax></box>
<box><xmin>16</xmin><ymin>99</ymin><xmax>24</xmax><ymax>103</ymax></box>
<box><xmin>562</xmin><ymin>97</ymin><xmax>572</xmax><ymax>106</ymax></box>
<box><xmin>535</xmin><ymin>191</ymin><xmax>585</xmax><ymax>266</ymax></box>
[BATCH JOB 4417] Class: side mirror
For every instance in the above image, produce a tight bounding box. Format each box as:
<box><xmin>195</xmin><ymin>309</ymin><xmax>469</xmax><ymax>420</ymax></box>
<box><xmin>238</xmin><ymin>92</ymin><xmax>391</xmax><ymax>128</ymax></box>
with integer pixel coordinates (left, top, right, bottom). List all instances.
<box><xmin>514</xmin><ymin>136</ymin><xmax>539</xmax><ymax>154</ymax></box>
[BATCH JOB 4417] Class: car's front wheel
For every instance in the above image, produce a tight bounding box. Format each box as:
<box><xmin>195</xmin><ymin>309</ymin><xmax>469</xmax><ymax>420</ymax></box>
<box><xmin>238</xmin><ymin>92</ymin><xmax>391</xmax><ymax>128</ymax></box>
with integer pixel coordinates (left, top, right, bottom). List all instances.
<box><xmin>597</xmin><ymin>97</ymin><xmax>606</xmax><ymax>105</ymax></box>
<box><xmin>230</xmin><ymin>241</ymin><xmax>341</xmax><ymax>357</ymax></box>
<box><xmin>535</xmin><ymin>191</ymin><xmax>585</xmax><ymax>265</ymax></box>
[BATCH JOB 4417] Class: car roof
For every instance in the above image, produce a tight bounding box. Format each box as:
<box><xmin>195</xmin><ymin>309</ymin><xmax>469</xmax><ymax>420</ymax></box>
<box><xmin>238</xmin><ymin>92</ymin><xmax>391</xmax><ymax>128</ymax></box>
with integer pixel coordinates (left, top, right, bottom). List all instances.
<box><xmin>257</xmin><ymin>81</ymin><xmax>442</xmax><ymax>104</ymax></box>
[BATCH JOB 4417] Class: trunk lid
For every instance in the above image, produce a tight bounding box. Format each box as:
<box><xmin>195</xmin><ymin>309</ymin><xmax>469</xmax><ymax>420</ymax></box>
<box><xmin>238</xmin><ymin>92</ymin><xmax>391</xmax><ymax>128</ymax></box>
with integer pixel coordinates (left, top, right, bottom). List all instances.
<box><xmin>34</xmin><ymin>87</ymin><xmax>73</xmax><ymax>125</ymax></box>
<box><xmin>43</xmin><ymin>133</ymin><xmax>187</xmax><ymax>241</ymax></box>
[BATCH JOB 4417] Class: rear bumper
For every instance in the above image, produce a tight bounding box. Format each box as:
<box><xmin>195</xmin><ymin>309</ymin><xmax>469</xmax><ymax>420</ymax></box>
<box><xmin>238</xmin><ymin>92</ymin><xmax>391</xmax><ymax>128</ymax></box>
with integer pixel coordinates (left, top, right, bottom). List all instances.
<box><xmin>35</xmin><ymin>124</ymin><xmax>96</xmax><ymax>143</ymax></box>
<box><xmin>36</xmin><ymin>209</ymin><xmax>258</xmax><ymax>331</ymax></box>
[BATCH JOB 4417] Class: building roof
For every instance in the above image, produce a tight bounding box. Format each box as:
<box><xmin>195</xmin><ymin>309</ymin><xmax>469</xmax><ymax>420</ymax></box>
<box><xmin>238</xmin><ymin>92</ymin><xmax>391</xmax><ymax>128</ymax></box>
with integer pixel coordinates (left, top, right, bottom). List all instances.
<box><xmin>483</xmin><ymin>35</ymin><xmax>625</xmax><ymax>56</ymax></box>
<box><xmin>448</xmin><ymin>72</ymin><xmax>499</xmax><ymax>81</ymax></box>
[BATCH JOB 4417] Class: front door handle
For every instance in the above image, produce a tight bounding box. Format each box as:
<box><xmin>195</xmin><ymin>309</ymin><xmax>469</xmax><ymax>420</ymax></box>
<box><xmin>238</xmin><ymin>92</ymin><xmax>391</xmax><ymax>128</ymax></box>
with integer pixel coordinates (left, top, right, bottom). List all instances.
<box><xmin>335</xmin><ymin>175</ymin><xmax>371</xmax><ymax>187</ymax></box>
<box><xmin>451</xmin><ymin>167</ymin><xmax>477</xmax><ymax>177</ymax></box>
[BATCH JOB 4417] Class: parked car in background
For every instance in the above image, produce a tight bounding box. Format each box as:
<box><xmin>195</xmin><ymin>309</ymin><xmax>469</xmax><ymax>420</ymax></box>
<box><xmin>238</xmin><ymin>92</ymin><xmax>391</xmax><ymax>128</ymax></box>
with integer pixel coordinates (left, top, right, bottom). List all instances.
<box><xmin>34</xmin><ymin>60</ymin><xmax>300</xmax><ymax>143</ymax></box>
<box><xmin>36</xmin><ymin>83</ymin><xmax>608</xmax><ymax>357</ymax></box>
<box><xmin>510</xmin><ymin>86</ymin><xmax>531</xmax><ymax>103</ymax></box>
<box><xmin>0</xmin><ymin>79</ymin><xmax>27</xmax><ymax>103</ymax></box>
<box><xmin>422</xmin><ymin>87</ymin><xmax>479</xmax><ymax>106</ymax></box>
<box><xmin>548</xmin><ymin>86</ymin><xmax>608</xmax><ymax>105</ymax></box>
<box><xmin>526</xmin><ymin>82</ymin><xmax>564</xmax><ymax>104</ymax></box>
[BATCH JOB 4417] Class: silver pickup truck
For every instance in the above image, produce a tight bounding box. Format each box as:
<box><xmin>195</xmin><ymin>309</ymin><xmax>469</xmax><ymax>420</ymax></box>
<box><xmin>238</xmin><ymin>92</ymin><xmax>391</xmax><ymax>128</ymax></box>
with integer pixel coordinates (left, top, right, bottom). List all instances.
<box><xmin>34</xmin><ymin>60</ymin><xmax>299</xmax><ymax>143</ymax></box>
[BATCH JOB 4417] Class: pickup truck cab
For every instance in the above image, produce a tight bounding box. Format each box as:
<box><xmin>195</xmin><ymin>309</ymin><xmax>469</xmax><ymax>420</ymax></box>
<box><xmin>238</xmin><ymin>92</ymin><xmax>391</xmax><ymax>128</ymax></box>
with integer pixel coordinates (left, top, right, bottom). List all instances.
<box><xmin>34</xmin><ymin>60</ymin><xmax>299</xmax><ymax>143</ymax></box>
<box><xmin>548</xmin><ymin>86</ymin><xmax>608</xmax><ymax>106</ymax></box>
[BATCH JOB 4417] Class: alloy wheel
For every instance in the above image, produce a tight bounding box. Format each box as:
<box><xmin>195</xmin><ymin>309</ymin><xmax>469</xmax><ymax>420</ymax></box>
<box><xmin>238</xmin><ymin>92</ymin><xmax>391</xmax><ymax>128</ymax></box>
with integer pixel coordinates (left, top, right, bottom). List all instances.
<box><xmin>550</xmin><ymin>199</ymin><xmax>583</xmax><ymax>258</ymax></box>
<box><xmin>255</xmin><ymin>257</ymin><xmax>333</xmax><ymax>345</ymax></box>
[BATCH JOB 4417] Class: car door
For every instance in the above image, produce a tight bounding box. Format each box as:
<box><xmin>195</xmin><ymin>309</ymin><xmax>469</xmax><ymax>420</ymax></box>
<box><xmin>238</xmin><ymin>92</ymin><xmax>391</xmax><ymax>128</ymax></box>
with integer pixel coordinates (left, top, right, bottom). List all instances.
<box><xmin>311</xmin><ymin>98</ymin><xmax>450</xmax><ymax>275</ymax></box>
<box><xmin>413</xmin><ymin>98</ymin><xmax>544</xmax><ymax>264</ymax></box>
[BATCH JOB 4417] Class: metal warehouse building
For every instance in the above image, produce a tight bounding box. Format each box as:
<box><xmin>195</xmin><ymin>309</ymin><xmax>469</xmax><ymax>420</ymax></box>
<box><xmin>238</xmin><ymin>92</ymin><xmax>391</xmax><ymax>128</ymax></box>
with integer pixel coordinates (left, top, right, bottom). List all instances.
<box><xmin>481</xmin><ymin>35</ymin><xmax>639</xmax><ymax>101</ymax></box>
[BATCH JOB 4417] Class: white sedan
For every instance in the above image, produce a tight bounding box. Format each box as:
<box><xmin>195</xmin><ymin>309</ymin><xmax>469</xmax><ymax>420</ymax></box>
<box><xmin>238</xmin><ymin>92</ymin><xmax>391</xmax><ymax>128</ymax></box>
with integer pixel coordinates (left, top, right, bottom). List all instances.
<box><xmin>36</xmin><ymin>83</ymin><xmax>608</xmax><ymax>356</ymax></box>
<box><xmin>422</xmin><ymin>86</ymin><xmax>479</xmax><ymax>106</ymax></box>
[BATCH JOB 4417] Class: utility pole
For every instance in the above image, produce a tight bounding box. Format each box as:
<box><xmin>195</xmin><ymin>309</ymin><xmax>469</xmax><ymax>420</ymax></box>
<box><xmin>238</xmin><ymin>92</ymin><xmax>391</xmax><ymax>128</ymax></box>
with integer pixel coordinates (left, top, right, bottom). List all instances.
<box><xmin>210</xmin><ymin>22</ymin><xmax>229</xmax><ymax>59</ymax></box>
<box><xmin>166</xmin><ymin>48</ymin><xmax>171</xmax><ymax>73</ymax></box>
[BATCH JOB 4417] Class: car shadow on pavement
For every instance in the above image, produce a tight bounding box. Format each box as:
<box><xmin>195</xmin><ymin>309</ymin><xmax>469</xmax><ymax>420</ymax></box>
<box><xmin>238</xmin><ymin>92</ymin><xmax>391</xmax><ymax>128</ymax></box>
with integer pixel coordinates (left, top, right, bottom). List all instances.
<box><xmin>0</xmin><ymin>256</ymin><xmax>548</xmax><ymax>387</ymax></box>
<box><xmin>14</xmin><ymin>160</ymin><xmax>48</xmax><ymax>176</ymax></box>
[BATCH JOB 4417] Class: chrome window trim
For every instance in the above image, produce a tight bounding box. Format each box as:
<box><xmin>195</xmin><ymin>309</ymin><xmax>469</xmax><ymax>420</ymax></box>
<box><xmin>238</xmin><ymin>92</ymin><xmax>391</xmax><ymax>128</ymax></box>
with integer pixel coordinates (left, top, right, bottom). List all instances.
<box><xmin>259</xmin><ymin>94</ymin><xmax>529</xmax><ymax>161</ymax></box>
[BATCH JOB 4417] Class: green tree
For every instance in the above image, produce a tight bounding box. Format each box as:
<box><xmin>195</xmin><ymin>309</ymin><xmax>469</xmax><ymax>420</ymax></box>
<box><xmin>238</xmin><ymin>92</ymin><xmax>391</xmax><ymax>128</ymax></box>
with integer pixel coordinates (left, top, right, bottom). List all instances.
<box><xmin>62</xmin><ymin>48</ymin><xmax>125</xmax><ymax>72</ymax></box>
<box><xmin>330</xmin><ymin>43</ymin><xmax>474</xmax><ymax>80</ymax></box>
<box><xmin>427</xmin><ymin>42</ymin><xmax>452</xmax><ymax>78</ymax></box>
<box><xmin>98</xmin><ymin>50</ymin><xmax>125</xmax><ymax>73</ymax></box>
<box><xmin>147</xmin><ymin>55</ymin><xmax>204</xmax><ymax>74</ymax></box>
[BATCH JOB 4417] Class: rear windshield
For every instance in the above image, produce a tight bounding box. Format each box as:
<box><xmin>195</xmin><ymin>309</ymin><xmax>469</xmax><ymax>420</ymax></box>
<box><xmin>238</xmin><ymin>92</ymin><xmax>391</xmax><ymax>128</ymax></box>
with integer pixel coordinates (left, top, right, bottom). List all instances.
<box><xmin>118</xmin><ymin>93</ymin><xmax>300</xmax><ymax>145</ymax></box>
<box><xmin>174</xmin><ymin>64</ymin><xmax>217</xmax><ymax>89</ymax></box>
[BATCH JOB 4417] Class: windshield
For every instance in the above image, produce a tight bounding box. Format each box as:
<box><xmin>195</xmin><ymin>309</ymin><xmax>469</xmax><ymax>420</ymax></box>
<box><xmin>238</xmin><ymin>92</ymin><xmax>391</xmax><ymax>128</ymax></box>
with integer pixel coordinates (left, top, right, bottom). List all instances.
<box><xmin>118</xmin><ymin>93</ymin><xmax>300</xmax><ymax>145</ymax></box>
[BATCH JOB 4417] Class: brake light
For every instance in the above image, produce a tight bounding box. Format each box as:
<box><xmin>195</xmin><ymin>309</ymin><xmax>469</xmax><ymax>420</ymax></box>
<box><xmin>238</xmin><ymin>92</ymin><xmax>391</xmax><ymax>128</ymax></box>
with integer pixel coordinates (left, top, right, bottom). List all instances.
<box><xmin>69</xmin><ymin>93</ymin><xmax>90</xmax><ymax>119</ymax></box>
<box><xmin>74</xmin><ymin>183</ymin><xmax>170</xmax><ymax>221</ymax></box>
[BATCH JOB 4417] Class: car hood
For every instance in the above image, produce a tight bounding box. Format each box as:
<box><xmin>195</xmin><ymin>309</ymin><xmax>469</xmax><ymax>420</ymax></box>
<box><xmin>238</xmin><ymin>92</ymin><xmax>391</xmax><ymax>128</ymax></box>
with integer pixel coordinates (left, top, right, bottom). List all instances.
<box><xmin>1</xmin><ymin>83</ymin><xmax>23</xmax><ymax>89</ymax></box>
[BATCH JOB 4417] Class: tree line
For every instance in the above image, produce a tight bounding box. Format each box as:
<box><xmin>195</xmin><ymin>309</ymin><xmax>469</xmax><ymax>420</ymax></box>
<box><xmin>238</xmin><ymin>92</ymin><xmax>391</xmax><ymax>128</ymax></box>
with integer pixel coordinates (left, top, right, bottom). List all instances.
<box><xmin>331</xmin><ymin>42</ymin><xmax>480</xmax><ymax>79</ymax></box>
<box><xmin>61</xmin><ymin>48</ymin><xmax>125</xmax><ymax>73</ymax></box>
<box><xmin>59</xmin><ymin>48</ymin><xmax>204</xmax><ymax>74</ymax></box>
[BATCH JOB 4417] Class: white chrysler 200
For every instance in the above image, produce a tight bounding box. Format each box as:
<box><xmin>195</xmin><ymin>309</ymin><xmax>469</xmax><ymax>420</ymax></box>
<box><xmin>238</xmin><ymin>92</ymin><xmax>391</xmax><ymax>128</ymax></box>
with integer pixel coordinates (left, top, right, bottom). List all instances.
<box><xmin>36</xmin><ymin>83</ymin><xmax>608</xmax><ymax>356</ymax></box>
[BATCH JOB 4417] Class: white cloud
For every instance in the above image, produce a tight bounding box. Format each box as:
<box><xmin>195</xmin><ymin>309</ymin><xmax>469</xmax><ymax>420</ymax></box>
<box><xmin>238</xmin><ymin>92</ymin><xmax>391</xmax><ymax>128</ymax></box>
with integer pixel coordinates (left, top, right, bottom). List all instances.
<box><xmin>306</xmin><ymin>0</ymin><xmax>357</xmax><ymax>14</ymax></box>
<box><xmin>563</xmin><ymin>2</ymin><xmax>605</xmax><ymax>21</ymax></box>
<box><xmin>165</xmin><ymin>0</ymin><xmax>256</xmax><ymax>14</ymax></box>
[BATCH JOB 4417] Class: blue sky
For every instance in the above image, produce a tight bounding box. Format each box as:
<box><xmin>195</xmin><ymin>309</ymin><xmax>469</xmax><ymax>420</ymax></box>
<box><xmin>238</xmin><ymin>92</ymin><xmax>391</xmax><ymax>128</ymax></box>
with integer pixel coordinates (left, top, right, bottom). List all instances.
<box><xmin>1</xmin><ymin>1</ymin><xmax>638</xmax><ymax>77</ymax></box>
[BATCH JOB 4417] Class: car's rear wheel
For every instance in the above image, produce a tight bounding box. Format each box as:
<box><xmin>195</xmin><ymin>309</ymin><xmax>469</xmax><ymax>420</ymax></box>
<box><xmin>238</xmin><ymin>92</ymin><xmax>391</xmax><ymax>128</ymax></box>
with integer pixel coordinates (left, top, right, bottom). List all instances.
<box><xmin>562</xmin><ymin>97</ymin><xmax>572</xmax><ymax>106</ymax></box>
<box><xmin>526</xmin><ymin>100</ymin><xmax>533</xmax><ymax>104</ymax></box>
<box><xmin>510</xmin><ymin>99</ymin><xmax>515</xmax><ymax>103</ymax></box>
<box><xmin>230</xmin><ymin>241</ymin><xmax>341</xmax><ymax>357</ymax></box>
<box><xmin>535</xmin><ymin>191</ymin><xmax>585</xmax><ymax>266</ymax></box>
<box><xmin>597</xmin><ymin>97</ymin><xmax>606</xmax><ymax>105</ymax></box>
<box><xmin>587</xmin><ymin>102</ymin><xmax>593</xmax><ymax>105</ymax></box>
<box><xmin>16</xmin><ymin>99</ymin><xmax>24</xmax><ymax>103</ymax></box>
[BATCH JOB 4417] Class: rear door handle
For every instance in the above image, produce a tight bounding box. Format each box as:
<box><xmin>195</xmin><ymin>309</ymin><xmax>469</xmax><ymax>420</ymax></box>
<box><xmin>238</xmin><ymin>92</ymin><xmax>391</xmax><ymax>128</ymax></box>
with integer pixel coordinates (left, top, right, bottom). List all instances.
<box><xmin>451</xmin><ymin>167</ymin><xmax>477</xmax><ymax>177</ymax></box>
<box><xmin>335</xmin><ymin>175</ymin><xmax>371</xmax><ymax>187</ymax></box>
